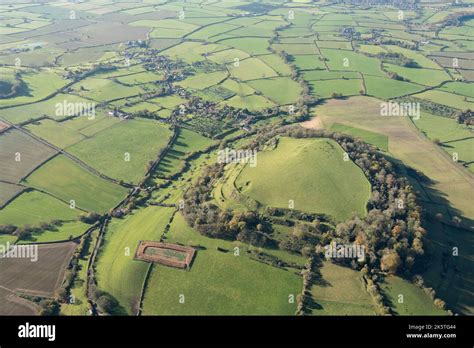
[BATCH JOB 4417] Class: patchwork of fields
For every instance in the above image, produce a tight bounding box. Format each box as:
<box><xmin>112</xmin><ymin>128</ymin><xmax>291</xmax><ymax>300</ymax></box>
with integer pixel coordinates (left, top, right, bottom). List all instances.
<box><xmin>0</xmin><ymin>0</ymin><xmax>472</xmax><ymax>318</ymax></box>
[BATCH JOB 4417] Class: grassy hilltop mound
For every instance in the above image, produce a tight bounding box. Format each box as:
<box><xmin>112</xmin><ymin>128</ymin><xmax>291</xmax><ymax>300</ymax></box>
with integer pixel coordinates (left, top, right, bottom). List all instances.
<box><xmin>235</xmin><ymin>137</ymin><xmax>371</xmax><ymax>221</ymax></box>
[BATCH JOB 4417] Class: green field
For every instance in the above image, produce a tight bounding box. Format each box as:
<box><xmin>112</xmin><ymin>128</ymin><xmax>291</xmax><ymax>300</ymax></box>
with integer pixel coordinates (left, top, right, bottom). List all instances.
<box><xmin>67</xmin><ymin>119</ymin><xmax>172</xmax><ymax>184</ymax></box>
<box><xmin>142</xmin><ymin>213</ymin><xmax>302</xmax><ymax>315</ymax></box>
<box><xmin>413</xmin><ymin>90</ymin><xmax>474</xmax><ymax>110</ymax></box>
<box><xmin>95</xmin><ymin>206</ymin><xmax>175</xmax><ymax>315</ymax></box>
<box><xmin>156</xmin><ymin>128</ymin><xmax>214</xmax><ymax>177</ymax></box>
<box><xmin>330</xmin><ymin>123</ymin><xmax>389</xmax><ymax>151</ymax></box>
<box><xmin>310</xmin><ymin>262</ymin><xmax>375</xmax><ymax>315</ymax></box>
<box><xmin>235</xmin><ymin>137</ymin><xmax>371</xmax><ymax>221</ymax></box>
<box><xmin>247</xmin><ymin>77</ymin><xmax>302</xmax><ymax>105</ymax></box>
<box><xmin>413</xmin><ymin>113</ymin><xmax>474</xmax><ymax>172</ymax></box>
<box><xmin>176</xmin><ymin>71</ymin><xmax>228</xmax><ymax>90</ymax></box>
<box><xmin>0</xmin><ymin>190</ymin><xmax>80</xmax><ymax>227</ymax></box>
<box><xmin>0</xmin><ymin>93</ymin><xmax>96</xmax><ymax>124</ymax></box>
<box><xmin>380</xmin><ymin>276</ymin><xmax>448</xmax><ymax>315</ymax></box>
<box><xmin>19</xmin><ymin>220</ymin><xmax>90</xmax><ymax>244</ymax></box>
<box><xmin>0</xmin><ymin>234</ymin><xmax>18</xmax><ymax>247</ymax></box>
<box><xmin>24</xmin><ymin>155</ymin><xmax>128</xmax><ymax>213</ymax></box>
<box><xmin>26</xmin><ymin>119</ymin><xmax>86</xmax><ymax>149</ymax></box>
<box><xmin>365</xmin><ymin>76</ymin><xmax>424</xmax><ymax>99</ymax></box>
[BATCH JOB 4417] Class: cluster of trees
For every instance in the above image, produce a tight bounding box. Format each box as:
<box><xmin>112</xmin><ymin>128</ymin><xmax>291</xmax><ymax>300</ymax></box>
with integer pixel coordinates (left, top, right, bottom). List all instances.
<box><xmin>0</xmin><ymin>74</ymin><xmax>22</xmax><ymax>99</ymax></box>
<box><xmin>279</xmin><ymin>222</ymin><xmax>321</xmax><ymax>256</ymax></box>
<box><xmin>377</xmin><ymin>52</ymin><xmax>420</xmax><ymax>68</ymax></box>
<box><xmin>56</xmin><ymin>233</ymin><xmax>92</xmax><ymax>305</ymax></box>
<box><xmin>296</xmin><ymin>256</ymin><xmax>318</xmax><ymax>315</ymax></box>
<box><xmin>454</xmin><ymin>109</ymin><xmax>473</xmax><ymax>125</ymax></box>
<box><xmin>181</xmin><ymin>164</ymin><xmax>274</xmax><ymax>247</ymax></box>
<box><xmin>79</xmin><ymin>212</ymin><xmax>102</xmax><ymax>224</ymax></box>
<box><xmin>361</xmin><ymin>267</ymin><xmax>391</xmax><ymax>315</ymax></box>
<box><xmin>0</xmin><ymin>220</ymin><xmax>63</xmax><ymax>241</ymax></box>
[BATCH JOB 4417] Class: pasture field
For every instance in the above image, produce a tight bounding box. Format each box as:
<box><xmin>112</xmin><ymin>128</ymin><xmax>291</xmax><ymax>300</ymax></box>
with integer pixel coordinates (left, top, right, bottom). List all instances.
<box><xmin>176</xmin><ymin>70</ymin><xmax>228</xmax><ymax>90</ymax></box>
<box><xmin>0</xmin><ymin>69</ymin><xmax>67</xmax><ymax>108</ymax></box>
<box><xmin>161</xmin><ymin>41</ymin><xmax>224</xmax><ymax>63</ymax></box>
<box><xmin>147</xmin><ymin>95</ymin><xmax>186</xmax><ymax>110</ymax></box>
<box><xmin>412</xmin><ymin>90</ymin><xmax>474</xmax><ymax>110</ymax></box>
<box><xmin>320</xmin><ymin>49</ymin><xmax>385</xmax><ymax>77</ymax></box>
<box><xmin>220</xmin><ymin>79</ymin><xmax>255</xmax><ymax>96</ymax></box>
<box><xmin>115</xmin><ymin>71</ymin><xmax>164</xmax><ymax>85</ymax></box>
<box><xmin>0</xmin><ymin>242</ymin><xmax>77</xmax><ymax>297</ymax></box>
<box><xmin>156</xmin><ymin>127</ymin><xmax>214</xmax><ymax>177</ymax></box>
<box><xmin>413</xmin><ymin>113</ymin><xmax>474</xmax><ymax>173</ymax></box>
<box><xmin>364</xmin><ymin>76</ymin><xmax>424</xmax><ymax>99</ymax></box>
<box><xmin>384</xmin><ymin>45</ymin><xmax>443</xmax><ymax>70</ymax></box>
<box><xmin>292</xmin><ymin>55</ymin><xmax>327</xmax><ymax>70</ymax></box>
<box><xmin>329</xmin><ymin>123</ymin><xmax>388</xmax><ymax>152</ymax></box>
<box><xmin>71</xmin><ymin>78</ymin><xmax>145</xmax><ymax>102</ymax></box>
<box><xmin>0</xmin><ymin>190</ymin><xmax>80</xmax><ymax>227</ymax></box>
<box><xmin>60</xmin><ymin>111</ymin><xmax>121</xmax><ymax>136</ymax></box>
<box><xmin>208</xmin><ymin>48</ymin><xmax>250</xmax><ymax>64</ymax></box>
<box><xmin>303</xmin><ymin>70</ymin><xmax>360</xmax><ymax>81</ymax></box>
<box><xmin>141</xmin><ymin>213</ymin><xmax>302</xmax><ymax>315</ymax></box>
<box><xmin>310</xmin><ymin>262</ymin><xmax>375</xmax><ymax>315</ymax></box>
<box><xmin>0</xmin><ymin>129</ymin><xmax>57</xmax><ymax>183</ymax></box>
<box><xmin>24</xmin><ymin>155</ymin><xmax>128</xmax><ymax>213</ymax></box>
<box><xmin>0</xmin><ymin>93</ymin><xmax>95</xmax><ymax>124</ymax></box>
<box><xmin>19</xmin><ymin>221</ymin><xmax>90</xmax><ymax>244</ymax></box>
<box><xmin>309</xmin><ymin>78</ymin><xmax>363</xmax><ymax>98</ymax></box>
<box><xmin>67</xmin><ymin>119</ymin><xmax>172</xmax><ymax>184</ymax></box>
<box><xmin>257</xmin><ymin>54</ymin><xmax>292</xmax><ymax>75</ymax></box>
<box><xmin>439</xmin><ymin>82</ymin><xmax>474</xmax><ymax>98</ymax></box>
<box><xmin>247</xmin><ymin>77</ymin><xmax>302</xmax><ymax>104</ymax></box>
<box><xmin>235</xmin><ymin>137</ymin><xmax>371</xmax><ymax>221</ymax></box>
<box><xmin>273</xmin><ymin>43</ymin><xmax>318</xmax><ymax>55</ymax></box>
<box><xmin>228</xmin><ymin>57</ymin><xmax>278</xmax><ymax>81</ymax></box>
<box><xmin>0</xmin><ymin>234</ymin><xmax>18</xmax><ymax>247</ymax></box>
<box><xmin>25</xmin><ymin>119</ymin><xmax>86</xmax><ymax>149</ymax></box>
<box><xmin>121</xmin><ymin>101</ymin><xmax>162</xmax><ymax>114</ymax></box>
<box><xmin>380</xmin><ymin>276</ymin><xmax>447</xmax><ymax>315</ymax></box>
<box><xmin>222</xmin><ymin>94</ymin><xmax>275</xmax><ymax>110</ymax></box>
<box><xmin>383</xmin><ymin>64</ymin><xmax>450</xmax><ymax>87</ymax></box>
<box><xmin>218</xmin><ymin>37</ymin><xmax>271</xmax><ymax>55</ymax></box>
<box><xmin>95</xmin><ymin>206</ymin><xmax>175</xmax><ymax>315</ymax></box>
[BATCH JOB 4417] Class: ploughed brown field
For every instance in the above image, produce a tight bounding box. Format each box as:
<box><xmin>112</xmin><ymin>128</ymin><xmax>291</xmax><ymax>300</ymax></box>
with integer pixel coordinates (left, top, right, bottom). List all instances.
<box><xmin>0</xmin><ymin>242</ymin><xmax>77</xmax><ymax>297</ymax></box>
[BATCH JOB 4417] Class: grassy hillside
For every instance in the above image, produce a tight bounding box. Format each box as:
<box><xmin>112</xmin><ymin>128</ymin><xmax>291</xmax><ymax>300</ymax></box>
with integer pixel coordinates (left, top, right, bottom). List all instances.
<box><xmin>235</xmin><ymin>137</ymin><xmax>371</xmax><ymax>221</ymax></box>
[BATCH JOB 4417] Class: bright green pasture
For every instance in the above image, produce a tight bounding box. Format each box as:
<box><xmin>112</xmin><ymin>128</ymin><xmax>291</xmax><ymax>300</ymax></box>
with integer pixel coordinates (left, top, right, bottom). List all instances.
<box><xmin>67</xmin><ymin>119</ymin><xmax>172</xmax><ymax>184</ymax></box>
<box><xmin>141</xmin><ymin>213</ymin><xmax>302</xmax><ymax>315</ymax></box>
<box><xmin>24</xmin><ymin>155</ymin><xmax>128</xmax><ymax>213</ymax></box>
<box><xmin>95</xmin><ymin>206</ymin><xmax>175</xmax><ymax>315</ymax></box>
<box><xmin>235</xmin><ymin>137</ymin><xmax>371</xmax><ymax>221</ymax></box>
